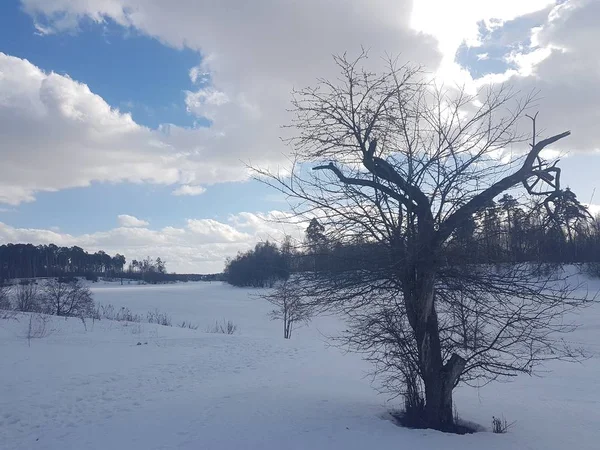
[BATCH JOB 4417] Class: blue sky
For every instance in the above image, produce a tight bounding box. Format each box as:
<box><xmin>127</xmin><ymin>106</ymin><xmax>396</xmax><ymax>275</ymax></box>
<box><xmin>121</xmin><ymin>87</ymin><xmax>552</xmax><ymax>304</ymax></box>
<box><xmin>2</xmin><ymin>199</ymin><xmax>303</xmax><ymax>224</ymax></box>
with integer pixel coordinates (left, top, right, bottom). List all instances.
<box><xmin>0</xmin><ymin>0</ymin><xmax>283</xmax><ymax>234</ymax></box>
<box><xmin>0</xmin><ymin>1</ymin><xmax>198</xmax><ymax>129</ymax></box>
<box><xmin>1</xmin><ymin>0</ymin><xmax>599</xmax><ymax>272</ymax></box>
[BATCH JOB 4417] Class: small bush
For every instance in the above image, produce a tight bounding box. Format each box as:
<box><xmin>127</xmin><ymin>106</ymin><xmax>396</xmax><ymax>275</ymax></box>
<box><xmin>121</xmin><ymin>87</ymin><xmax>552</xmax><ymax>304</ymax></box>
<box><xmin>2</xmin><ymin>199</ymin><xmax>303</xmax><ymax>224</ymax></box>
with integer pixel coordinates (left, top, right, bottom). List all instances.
<box><xmin>15</xmin><ymin>282</ymin><xmax>40</xmax><ymax>312</ymax></box>
<box><xmin>26</xmin><ymin>313</ymin><xmax>51</xmax><ymax>346</ymax></box>
<box><xmin>179</xmin><ymin>321</ymin><xmax>199</xmax><ymax>330</ymax></box>
<box><xmin>393</xmin><ymin>374</ymin><xmax>427</xmax><ymax>430</ymax></box>
<box><xmin>0</xmin><ymin>285</ymin><xmax>12</xmax><ymax>310</ymax></box>
<box><xmin>97</xmin><ymin>304</ymin><xmax>142</xmax><ymax>322</ymax></box>
<box><xmin>41</xmin><ymin>278</ymin><xmax>94</xmax><ymax>317</ymax></box>
<box><xmin>492</xmin><ymin>416</ymin><xmax>514</xmax><ymax>434</ymax></box>
<box><xmin>96</xmin><ymin>304</ymin><xmax>181</xmax><ymax>328</ymax></box>
<box><xmin>584</xmin><ymin>262</ymin><xmax>600</xmax><ymax>279</ymax></box>
<box><xmin>147</xmin><ymin>309</ymin><xmax>172</xmax><ymax>326</ymax></box>
<box><xmin>118</xmin><ymin>307</ymin><xmax>141</xmax><ymax>322</ymax></box>
<box><xmin>207</xmin><ymin>319</ymin><xmax>238</xmax><ymax>335</ymax></box>
<box><xmin>128</xmin><ymin>323</ymin><xmax>143</xmax><ymax>335</ymax></box>
<box><xmin>0</xmin><ymin>310</ymin><xmax>17</xmax><ymax>320</ymax></box>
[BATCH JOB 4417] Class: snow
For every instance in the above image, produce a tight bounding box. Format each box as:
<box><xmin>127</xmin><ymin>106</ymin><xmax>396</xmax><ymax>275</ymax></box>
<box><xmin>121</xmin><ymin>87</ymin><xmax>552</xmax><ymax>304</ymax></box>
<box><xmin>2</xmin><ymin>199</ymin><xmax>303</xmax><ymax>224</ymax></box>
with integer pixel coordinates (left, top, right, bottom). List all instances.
<box><xmin>1</xmin><ymin>280</ymin><xmax>599</xmax><ymax>450</ymax></box>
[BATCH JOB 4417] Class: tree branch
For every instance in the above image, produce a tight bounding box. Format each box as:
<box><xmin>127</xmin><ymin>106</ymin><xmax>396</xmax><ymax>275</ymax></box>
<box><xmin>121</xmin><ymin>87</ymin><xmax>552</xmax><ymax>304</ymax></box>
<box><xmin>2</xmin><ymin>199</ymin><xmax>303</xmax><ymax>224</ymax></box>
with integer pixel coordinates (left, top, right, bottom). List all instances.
<box><xmin>313</xmin><ymin>162</ymin><xmax>417</xmax><ymax>209</ymax></box>
<box><xmin>438</xmin><ymin>130</ymin><xmax>571</xmax><ymax>242</ymax></box>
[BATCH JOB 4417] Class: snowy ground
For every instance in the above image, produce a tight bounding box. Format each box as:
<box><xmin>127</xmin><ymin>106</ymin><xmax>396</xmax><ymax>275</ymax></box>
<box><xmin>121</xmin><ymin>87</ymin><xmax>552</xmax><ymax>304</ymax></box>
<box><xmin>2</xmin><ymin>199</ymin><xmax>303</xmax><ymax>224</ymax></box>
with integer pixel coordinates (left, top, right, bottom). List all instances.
<box><xmin>1</xmin><ymin>280</ymin><xmax>599</xmax><ymax>450</ymax></box>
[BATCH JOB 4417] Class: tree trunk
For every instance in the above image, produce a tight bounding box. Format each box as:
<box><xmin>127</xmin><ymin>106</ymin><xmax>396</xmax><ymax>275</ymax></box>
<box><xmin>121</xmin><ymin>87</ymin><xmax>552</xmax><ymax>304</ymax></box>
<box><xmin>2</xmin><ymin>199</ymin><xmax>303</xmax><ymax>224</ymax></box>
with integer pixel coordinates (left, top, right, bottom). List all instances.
<box><xmin>423</xmin><ymin>352</ymin><xmax>466</xmax><ymax>430</ymax></box>
<box><xmin>407</xmin><ymin>265</ymin><xmax>467</xmax><ymax>431</ymax></box>
<box><xmin>424</xmin><ymin>374</ymin><xmax>453</xmax><ymax>428</ymax></box>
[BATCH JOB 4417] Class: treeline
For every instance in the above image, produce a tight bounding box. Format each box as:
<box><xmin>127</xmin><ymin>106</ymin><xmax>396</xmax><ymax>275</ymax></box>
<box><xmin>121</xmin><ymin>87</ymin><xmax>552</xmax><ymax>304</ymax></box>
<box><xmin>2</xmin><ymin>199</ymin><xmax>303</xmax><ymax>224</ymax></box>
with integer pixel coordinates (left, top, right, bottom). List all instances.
<box><xmin>224</xmin><ymin>190</ymin><xmax>600</xmax><ymax>287</ymax></box>
<box><xmin>445</xmin><ymin>190</ymin><xmax>599</xmax><ymax>264</ymax></box>
<box><xmin>0</xmin><ymin>244</ymin><xmax>126</xmax><ymax>282</ymax></box>
<box><xmin>0</xmin><ymin>243</ymin><xmax>221</xmax><ymax>284</ymax></box>
<box><xmin>224</xmin><ymin>241</ymin><xmax>291</xmax><ymax>287</ymax></box>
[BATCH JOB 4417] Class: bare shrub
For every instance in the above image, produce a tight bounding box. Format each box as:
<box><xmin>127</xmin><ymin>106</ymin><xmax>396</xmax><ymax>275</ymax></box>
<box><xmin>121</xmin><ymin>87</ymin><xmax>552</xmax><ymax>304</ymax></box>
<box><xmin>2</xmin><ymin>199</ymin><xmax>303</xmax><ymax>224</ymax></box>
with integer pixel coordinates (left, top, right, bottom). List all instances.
<box><xmin>96</xmin><ymin>304</ymin><xmax>142</xmax><ymax>322</ymax></box>
<box><xmin>96</xmin><ymin>304</ymin><xmax>180</xmax><ymax>328</ymax></box>
<box><xmin>41</xmin><ymin>278</ymin><xmax>94</xmax><ymax>317</ymax></box>
<box><xmin>0</xmin><ymin>309</ymin><xmax>18</xmax><ymax>320</ymax></box>
<box><xmin>15</xmin><ymin>282</ymin><xmax>40</xmax><ymax>312</ymax></box>
<box><xmin>26</xmin><ymin>313</ymin><xmax>51</xmax><ymax>346</ymax></box>
<box><xmin>207</xmin><ymin>320</ymin><xmax>238</xmax><ymax>335</ymax></box>
<box><xmin>129</xmin><ymin>323</ymin><xmax>143</xmax><ymax>335</ymax></box>
<box><xmin>179</xmin><ymin>321</ymin><xmax>199</xmax><ymax>330</ymax></box>
<box><xmin>584</xmin><ymin>262</ymin><xmax>600</xmax><ymax>279</ymax></box>
<box><xmin>492</xmin><ymin>416</ymin><xmax>515</xmax><ymax>434</ymax></box>
<box><xmin>258</xmin><ymin>280</ymin><xmax>311</xmax><ymax>339</ymax></box>
<box><xmin>402</xmin><ymin>371</ymin><xmax>426</xmax><ymax>428</ymax></box>
<box><xmin>116</xmin><ymin>306</ymin><xmax>142</xmax><ymax>322</ymax></box>
<box><xmin>0</xmin><ymin>284</ymin><xmax>12</xmax><ymax>310</ymax></box>
<box><xmin>147</xmin><ymin>309</ymin><xmax>172</xmax><ymax>326</ymax></box>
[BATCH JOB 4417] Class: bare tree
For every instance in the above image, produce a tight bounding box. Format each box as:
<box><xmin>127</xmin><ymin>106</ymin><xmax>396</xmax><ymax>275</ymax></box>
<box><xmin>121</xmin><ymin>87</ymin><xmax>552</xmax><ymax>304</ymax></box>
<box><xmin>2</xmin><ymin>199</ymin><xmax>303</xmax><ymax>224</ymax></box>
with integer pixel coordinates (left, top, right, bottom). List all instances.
<box><xmin>15</xmin><ymin>282</ymin><xmax>40</xmax><ymax>312</ymax></box>
<box><xmin>260</xmin><ymin>280</ymin><xmax>312</xmax><ymax>339</ymax></box>
<box><xmin>42</xmin><ymin>279</ymin><xmax>94</xmax><ymax>317</ymax></box>
<box><xmin>256</xmin><ymin>53</ymin><xmax>589</xmax><ymax>431</ymax></box>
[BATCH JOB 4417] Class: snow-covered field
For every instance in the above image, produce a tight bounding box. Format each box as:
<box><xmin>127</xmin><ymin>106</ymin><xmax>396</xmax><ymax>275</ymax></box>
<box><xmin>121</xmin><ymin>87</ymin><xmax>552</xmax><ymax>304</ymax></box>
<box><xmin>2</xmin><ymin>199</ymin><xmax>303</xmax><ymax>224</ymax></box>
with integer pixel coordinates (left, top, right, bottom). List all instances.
<box><xmin>1</xmin><ymin>280</ymin><xmax>599</xmax><ymax>450</ymax></box>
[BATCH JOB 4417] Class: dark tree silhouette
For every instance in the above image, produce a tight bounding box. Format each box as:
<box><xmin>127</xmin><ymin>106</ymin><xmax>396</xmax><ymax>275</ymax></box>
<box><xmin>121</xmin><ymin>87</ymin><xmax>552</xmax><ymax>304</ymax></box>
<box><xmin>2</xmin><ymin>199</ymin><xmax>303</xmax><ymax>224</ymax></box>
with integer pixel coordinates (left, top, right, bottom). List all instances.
<box><xmin>0</xmin><ymin>244</ymin><xmax>127</xmax><ymax>280</ymax></box>
<box><xmin>256</xmin><ymin>53</ymin><xmax>590</xmax><ymax>431</ymax></box>
<box><xmin>225</xmin><ymin>241</ymin><xmax>289</xmax><ymax>287</ymax></box>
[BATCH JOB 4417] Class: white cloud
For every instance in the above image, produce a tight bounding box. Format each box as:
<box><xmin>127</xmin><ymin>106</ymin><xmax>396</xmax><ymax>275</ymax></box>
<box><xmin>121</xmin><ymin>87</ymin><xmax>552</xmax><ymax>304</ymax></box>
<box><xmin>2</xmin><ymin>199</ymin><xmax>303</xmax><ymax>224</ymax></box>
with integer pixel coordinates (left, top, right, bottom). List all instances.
<box><xmin>476</xmin><ymin>0</ymin><xmax>600</xmax><ymax>153</ymax></box>
<box><xmin>11</xmin><ymin>0</ymin><xmax>441</xmax><ymax>206</ymax></box>
<box><xmin>229</xmin><ymin>211</ymin><xmax>304</xmax><ymax>241</ymax></box>
<box><xmin>117</xmin><ymin>214</ymin><xmax>149</xmax><ymax>227</ymax></box>
<box><xmin>0</xmin><ymin>210</ymin><xmax>306</xmax><ymax>273</ymax></box>
<box><xmin>185</xmin><ymin>87</ymin><xmax>230</xmax><ymax>120</ymax></box>
<box><xmin>407</xmin><ymin>0</ymin><xmax>600</xmax><ymax>161</ymax></box>
<box><xmin>7</xmin><ymin>0</ymin><xmax>600</xmax><ymax>228</ymax></box>
<box><xmin>0</xmin><ymin>52</ymin><xmax>266</xmax><ymax>205</ymax></box>
<box><xmin>189</xmin><ymin>67</ymin><xmax>209</xmax><ymax>85</ymax></box>
<box><xmin>186</xmin><ymin>219</ymin><xmax>251</xmax><ymax>243</ymax></box>
<box><xmin>20</xmin><ymin>1</ymin><xmax>600</xmax><ymax>163</ymax></box>
<box><xmin>172</xmin><ymin>185</ymin><xmax>206</xmax><ymax>196</ymax></box>
<box><xmin>410</xmin><ymin>0</ymin><xmax>556</xmax><ymax>77</ymax></box>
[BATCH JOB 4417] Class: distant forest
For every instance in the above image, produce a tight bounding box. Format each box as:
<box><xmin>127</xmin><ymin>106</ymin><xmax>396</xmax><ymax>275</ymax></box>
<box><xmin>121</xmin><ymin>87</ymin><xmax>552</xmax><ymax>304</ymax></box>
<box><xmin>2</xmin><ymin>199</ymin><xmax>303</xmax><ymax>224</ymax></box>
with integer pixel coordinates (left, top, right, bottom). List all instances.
<box><xmin>225</xmin><ymin>190</ymin><xmax>600</xmax><ymax>287</ymax></box>
<box><xmin>0</xmin><ymin>244</ymin><xmax>218</xmax><ymax>283</ymax></box>
<box><xmin>3</xmin><ymin>189</ymin><xmax>599</xmax><ymax>286</ymax></box>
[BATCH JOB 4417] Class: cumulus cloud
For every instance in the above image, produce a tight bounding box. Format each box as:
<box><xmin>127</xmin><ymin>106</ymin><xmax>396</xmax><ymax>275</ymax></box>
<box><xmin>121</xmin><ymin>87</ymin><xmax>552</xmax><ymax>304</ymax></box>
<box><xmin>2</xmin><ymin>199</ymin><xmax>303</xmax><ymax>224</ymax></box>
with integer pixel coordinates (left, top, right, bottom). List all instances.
<box><xmin>504</xmin><ymin>0</ymin><xmax>600</xmax><ymax>152</ymax></box>
<box><xmin>456</xmin><ymin>0</ymin><xmax>600</xmax><ymax>155</ymax></box>
<box><xmin>412</xmin><ymin>0</ymin><xmax>555</xmax><ymax>51</ymax></box>
<box><xmin>18</xmin><ymin>1</ymin><xmax>600</xmax><ymax>161</ymax></box>
<box><xmin>9</xmin><ymin>0</ymin><xmax>440</xmax><ymax>207</ymax></box>
<box><xmin>409</xmin><ymin>0</ymin><xmax>600</xmax><ymax>158</ymax></box>
<box><xmin>410</xmin><ymin>0</ymin><xmax>556</xmax><ymax>80</ymax></box>
<box><xmin>117</xmin><ymin>214</ymin><xmax>149</xmax><ymax>227</ymax></box>
<box><xmin>0</xmin><ymin>211</ymin><xmax>306</xmax><ymax>273</ymax></box>
<box><xmin>0</xmin><ymin>52</ymin><xmax>269</xmax><ymax>205</ymax></box>
<box><xmin>172</xmin><ymin>185</ymin><xmax>206</xmax><ymax>196</ymax></box>
<box><xmin>186</xmin><ymin>219</ymin><xmax>251</xmax><ymax>243</ymax></box>
<box><xmin>185</xmin><ymin>87</ymin><xmax>230</xmax><ymax>120</ymax></box>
